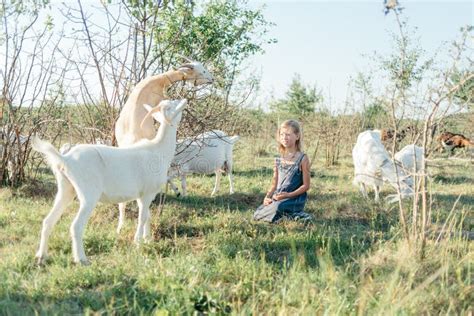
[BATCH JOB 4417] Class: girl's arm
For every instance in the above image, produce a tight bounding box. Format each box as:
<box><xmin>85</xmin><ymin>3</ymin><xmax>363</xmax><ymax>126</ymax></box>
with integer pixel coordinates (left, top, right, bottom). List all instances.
<box><xmin>265</xmin><ymin>160</ymin><xmax>279</xmax><ymax>198</ymax></box>
<box><xmin>263</xmin><ymin>160</ymin><xmax>278</xmax><ymax>205</ymax></box>
<box><xmin>274</xmin><ymin>155</ymin><xmax>310</xmax><ymax>200</ymax></box>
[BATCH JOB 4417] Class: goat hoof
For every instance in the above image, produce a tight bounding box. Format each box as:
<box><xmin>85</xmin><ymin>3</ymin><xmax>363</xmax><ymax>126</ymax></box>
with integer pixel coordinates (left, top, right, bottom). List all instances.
<box><xmin>77</xmin><ymin>259</ymin><xmax>91</xmax><ymax>266</ymax></box>
<box><xmin>36</xmin><ymin>256</ymin><xmax>47</xmax><ymax>266</ymax></box>
<box><xmin>176</xmin><ymin>193</ymin><xmax>181</xmax><ymax>198</ymax></box>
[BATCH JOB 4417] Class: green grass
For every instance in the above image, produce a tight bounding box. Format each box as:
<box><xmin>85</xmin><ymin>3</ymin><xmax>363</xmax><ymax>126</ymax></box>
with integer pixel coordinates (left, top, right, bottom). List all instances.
<box><xmin>0</xmin><ymin>139</ymin><xmax>472</xmax><ymax>314</ymax></box>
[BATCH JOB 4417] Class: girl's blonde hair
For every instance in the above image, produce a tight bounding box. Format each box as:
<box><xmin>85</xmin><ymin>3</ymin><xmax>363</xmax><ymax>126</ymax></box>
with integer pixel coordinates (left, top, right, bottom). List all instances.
<box><xmin>277</xmin><ymin>119</ymin><xmax>303</xmax><ymax>154</ymax></box>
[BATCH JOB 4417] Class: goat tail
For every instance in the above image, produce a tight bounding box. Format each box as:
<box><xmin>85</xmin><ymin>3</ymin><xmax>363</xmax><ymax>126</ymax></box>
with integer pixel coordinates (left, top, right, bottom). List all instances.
<box><xmin>31</xmin><ymin>136</ymin><xmax>65</xmax><ymax>172</ymax></box>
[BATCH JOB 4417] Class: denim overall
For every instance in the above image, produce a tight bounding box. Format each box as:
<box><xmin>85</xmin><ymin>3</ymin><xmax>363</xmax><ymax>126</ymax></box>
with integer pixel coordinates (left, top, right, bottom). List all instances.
<box><xmin>253</xmin><ymin>152</ymin><xmax>312</xmax><ymax>223</ymax></box>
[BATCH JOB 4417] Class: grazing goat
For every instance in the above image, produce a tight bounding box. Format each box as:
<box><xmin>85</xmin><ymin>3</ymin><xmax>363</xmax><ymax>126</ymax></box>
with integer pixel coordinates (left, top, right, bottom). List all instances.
<box><xmin>394</xmin><ymin>144</ymin><xmax>424</xmax><ymax>182</ymax></box>
<box><xmin>436</xmin><ymin>131</ymin><xmax>473</xmax><ymax>153</ymax></box>
<box><xmin>115</xmin><ymin>60</ymin><xmax>213</xmax><ymax>147</ymax></box>
<box><xmin>32</xmin><ymin>99</ymin><xmax>187</xmax><ymax>265</ymax></box>
<box><xmin>352</xmin><ymin>130</ymin><xmax>413</xmax><ymax>203</ymax></box>
<box><xmin>168</xmin><ymin>130</ymin><xmax>240</xmax><ymax>197</ymax></box>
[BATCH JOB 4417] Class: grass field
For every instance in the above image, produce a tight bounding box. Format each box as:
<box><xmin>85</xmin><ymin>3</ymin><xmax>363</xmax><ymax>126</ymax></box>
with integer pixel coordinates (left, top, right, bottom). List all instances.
<box><xmin>0</xmin><ymin>139</ymin><xmax>472</xmax><ymax>314</ymax></box>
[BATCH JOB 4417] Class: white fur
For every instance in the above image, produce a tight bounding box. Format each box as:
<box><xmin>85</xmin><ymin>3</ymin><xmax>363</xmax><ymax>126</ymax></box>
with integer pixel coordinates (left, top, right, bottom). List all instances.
<box><xmin>394</xmin><ymin>144</ymin><xmax>424</xmax><ymax>179</ymax></box>
<box><xmin>168</xmin><ymin>130</ymin><xmax>240</xmax><ymax>197</ymax></box>
<box><xmin>59</xmin><ymin>138</ymin><xmax>112</xmax><ymax>155</ymax></box>
<box><xmin>32</xmin><ymin>99</ymin><xmax>187</xmax><ymax>265</ymax></box>
<box><xmin>352</xmin><ymin>130</ymin><xmax>413</xmax><ymax>203</ymax></box>
<box><xmin>115</xmin><ymin>61</ymin><xmax>213</xmax><ymax>148</ymax></box>
<box><xmin>58</xmin><ymin>143</ymin><xmax>73</xmax><ymax>155</ymax></box>
<box><xmin>114</xmin><ymin>61</ymin><xmax>212</xmax><ymax>233</ymax></box>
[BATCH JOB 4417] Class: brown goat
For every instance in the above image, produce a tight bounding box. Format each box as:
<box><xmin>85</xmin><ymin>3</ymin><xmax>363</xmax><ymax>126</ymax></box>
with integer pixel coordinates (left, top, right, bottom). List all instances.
<box><xmin>437</xmin><ymin>131</ymin><xmax>473</xmax><ymax>153</ymax></box>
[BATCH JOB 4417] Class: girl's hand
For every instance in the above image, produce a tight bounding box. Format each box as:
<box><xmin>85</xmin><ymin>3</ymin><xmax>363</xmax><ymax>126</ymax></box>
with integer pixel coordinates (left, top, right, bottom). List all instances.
<box><xmin>274</xmin><ymin>192</ymin><xmax>290</xmax><ymax>201</ymax></box>
<box><xmin>263</xmin><ymin>197</ymin><xmax>273</xmax><ymax>205</ymax></box>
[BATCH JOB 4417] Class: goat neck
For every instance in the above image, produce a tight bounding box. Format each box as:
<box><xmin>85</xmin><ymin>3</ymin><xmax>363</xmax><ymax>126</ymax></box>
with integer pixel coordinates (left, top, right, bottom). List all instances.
<box><xmin>148</xmin><ymin>100</ymin><xmax>186</xmax><ymax>148</ymax></box>
<box><xmin>380</xmin><ymin>159</ymin><xmax>413</xmax><ymax>195</ymax></box>
<box><xmin>119</xmin><ymin>72</ymin><xmax>185</xmax><ymax>143</ymax></box>
<box><xmin>138</xmin><ymin>70</ymin><xmax>185</xmax><ymax>95</ymax></box>
<box><xmin>150</xmin><ymin>118</ymin><xmax>178</xmax><ymax>148</ymax></box>
<box><xmin>162</xmin><ymin>69</ymin><xmax>186</xmax><ymax>85</ymax></box>
<box><xmin>131</xmin><ymin>70</ymin><xmax>184</xmax><ymax>105</ymax></box>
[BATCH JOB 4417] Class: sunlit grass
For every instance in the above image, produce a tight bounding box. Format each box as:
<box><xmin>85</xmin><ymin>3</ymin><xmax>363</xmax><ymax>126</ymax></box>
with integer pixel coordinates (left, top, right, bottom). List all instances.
<box><xmin>0</xmin><ymin>139</ymin><xmax>472</xmax><ymax>314</ymax></box>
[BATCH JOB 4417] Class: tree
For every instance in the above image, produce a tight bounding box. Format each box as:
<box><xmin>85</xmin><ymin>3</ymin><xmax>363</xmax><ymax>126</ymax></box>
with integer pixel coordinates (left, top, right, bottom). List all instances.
<box><xmin>270</xmin><ymin>74</ymin><xmax>323</xmax><ymax>115</ymax></box>
<box><xmin>381</xmin><ymin>5</ymin><xmax>473</xmax><ymax>254</ymax></box>
<box><xmin>0</xmin><ymin>0</ymin><xmax>69</xmax><ymax>186</ymax></box>
<box><xmin>362</xmin><ymin>102</ymin><xmax>388</xmax><ymax>129</ymax></box>
<box><xmin>59</xmin><ymin>0</ymin><xmax>275</xmax><ymax>140</ymax></box>
<box><xmin>0</xmin><ymin>0</ymin><xmax>275</xmax><ymax>186</ymax></box>
<box><xmin>448</xmin><ymin>26</ymin><xmax>473</xmax><ymax>111</ymax></box>
<box><xmin>451</xmin><ymin>69</ymin><xmax>474</xmax><ymax>110</ymax></box>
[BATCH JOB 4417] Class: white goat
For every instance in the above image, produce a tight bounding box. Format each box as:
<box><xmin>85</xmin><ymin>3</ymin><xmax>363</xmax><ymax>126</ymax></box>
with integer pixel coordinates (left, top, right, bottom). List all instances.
<box><xmin>168</xmin><ymin>130</ymin><xmax>240</xmax><ymax>197</ymax></box>
<box><xmin>58</xmin><ymin>143</ymin><xmax>73</xmax><ymax>155</ymax></box>
<box><xmin>352</xmin><ymin>130</ymin><xmax>413</xmax><ymax>202</ymax></box>
<box><xmin>32</xmin><ymin>99</ymin><xmax>187</xmax><ymax>265</ymax></box>
<box><xmin>394</xmin><ymin>144</ymin><xmax>424</xmax><ymax>179</ymax></box>
<box><xmin>114</xmin><ymin>60</ymin><xmax>213</xmax><ymax>233</ymax></box>
<box><xmin>116</xmin><ymin>130</ymin><xmax>239</xmax><ymax>234</ymax></box>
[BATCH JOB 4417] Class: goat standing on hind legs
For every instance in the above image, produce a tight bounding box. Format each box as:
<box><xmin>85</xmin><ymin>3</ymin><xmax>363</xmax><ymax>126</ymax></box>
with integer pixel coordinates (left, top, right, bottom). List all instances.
<box><xmin>32</xmin><ymin>99</ymin><xmax>187</xmax><ymax>265</ymax></box>
<box><xmin>114</xmin><ymin>59</ymin><xmax>213</xmax><ymax>234</ymax></box>
<box><xmin>115</xmin><ymin>60</ymin><xmax>213</xmax><ymax>147</ymax></box>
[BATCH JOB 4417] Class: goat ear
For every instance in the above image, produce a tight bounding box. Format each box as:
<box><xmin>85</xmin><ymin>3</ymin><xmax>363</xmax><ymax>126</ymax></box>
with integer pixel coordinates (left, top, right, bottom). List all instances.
<box><xmin>140</xmin><ymin>104</ymin><xmax>161</xmax><ymax>129</ymax></box>
<box><xmin>178</xmin><ymin>63</ymin><xmax>195</xmax><ymax>70</ymax></box>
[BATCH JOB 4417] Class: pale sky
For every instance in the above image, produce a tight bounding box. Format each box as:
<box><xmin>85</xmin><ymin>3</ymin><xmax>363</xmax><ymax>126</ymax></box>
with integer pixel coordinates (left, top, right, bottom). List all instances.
<box><xmin>6</xmin><ymin>0</ymin><xmax>473</xmax><ymax>112</ymax></box>
<box><xmin>246</xmin><ymin>0</ymin><xmax>473</xmax><ymax>110</ymax></box>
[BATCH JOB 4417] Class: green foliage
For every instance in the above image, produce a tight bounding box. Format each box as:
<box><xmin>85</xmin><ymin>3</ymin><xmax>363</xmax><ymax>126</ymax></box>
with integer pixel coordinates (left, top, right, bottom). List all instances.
<box><xmin>114</xmin><ymin>0</ymin><xmax>276</xmax><ymax>138</ymax></box>
<box><xmin>362</xmin><ymin>102</ymin><xmax>388</xmax><ymax>129</ymax></box>
<box><xmin>153</xmin><ymin>0</ymin><xmax>275</xmax><ymax>85</ymax></box>
<box><xmin>0</xmin><ymin>0</ymin><xmax>51</xmax><ymax>53</ymax></box>
<box><xmin>451</xmin><ymin>69</ymin><xmax>474</xmax><ymax>110</ymax></box>
<box><xmin>0</xmin><ymin>0</ymin><xmax>49</xmax><ymax>15</ymax></box>
<box><xmin>380</xmin><ymin>26</ymin><xmax>433</xmax><ymax>92</ymax></box>
<box><xmin>270</xmin><ymin>74</ymin><xmax>323</xmax><ymax>116</ymax></box>
<box><xmin>43</xmin><ymin>14</ymin><xmax>54</xmax><ymax>31</ymax></box>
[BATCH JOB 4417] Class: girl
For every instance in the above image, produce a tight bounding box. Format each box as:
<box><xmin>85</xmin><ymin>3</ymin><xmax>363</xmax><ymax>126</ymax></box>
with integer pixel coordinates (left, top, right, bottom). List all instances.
<box><xmin>253</xmin><ymin>119</ymin><xmax>312</xmax><ymax>223</ymax></box>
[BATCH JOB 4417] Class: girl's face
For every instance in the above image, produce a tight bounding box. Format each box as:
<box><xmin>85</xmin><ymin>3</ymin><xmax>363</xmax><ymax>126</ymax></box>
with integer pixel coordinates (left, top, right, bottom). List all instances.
<box><xmin>279</xmin><ymin>126</ymin><xmax>299</xmax><ymax>149</ymax></box>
